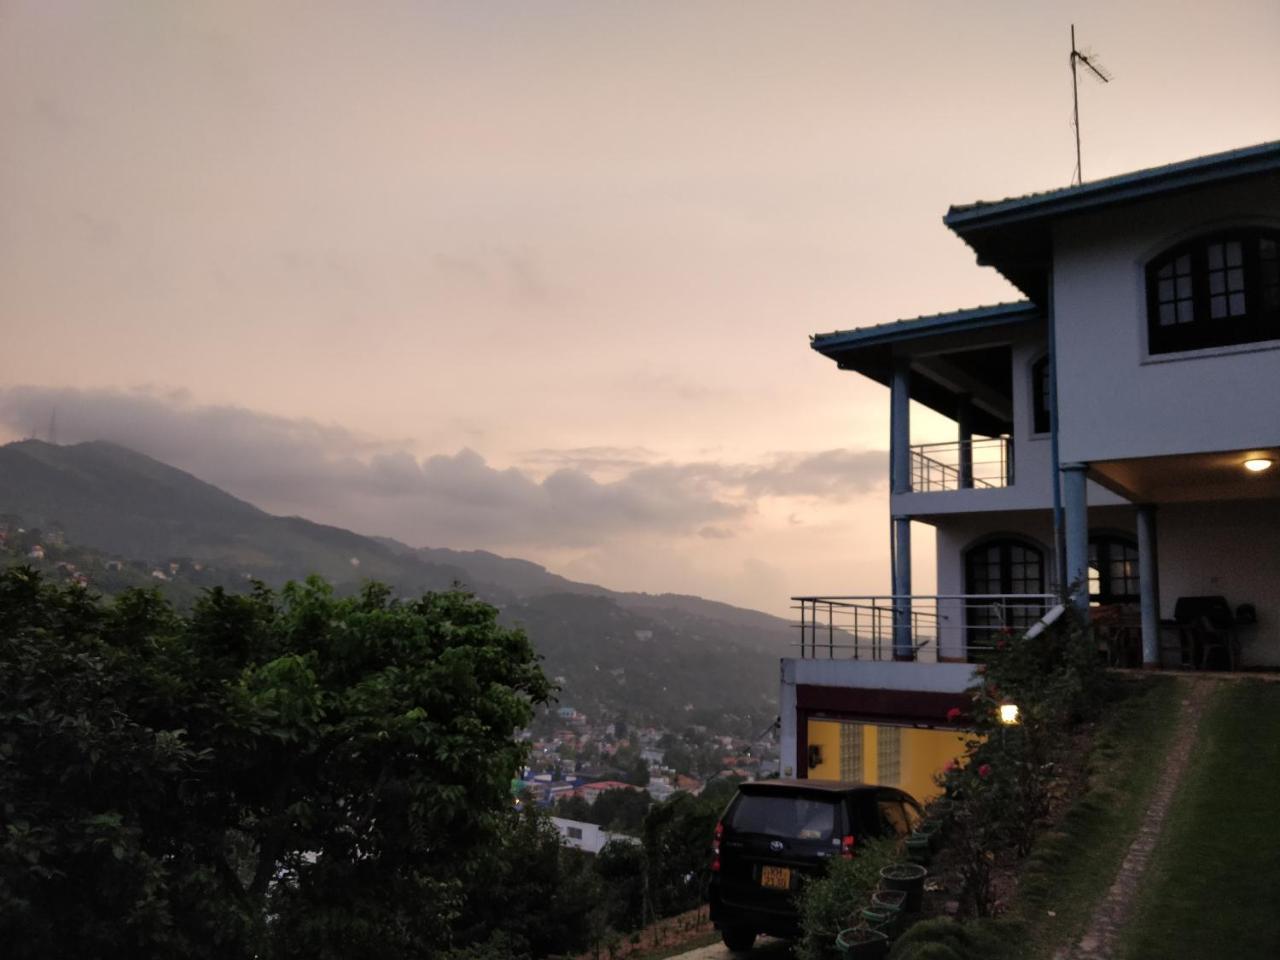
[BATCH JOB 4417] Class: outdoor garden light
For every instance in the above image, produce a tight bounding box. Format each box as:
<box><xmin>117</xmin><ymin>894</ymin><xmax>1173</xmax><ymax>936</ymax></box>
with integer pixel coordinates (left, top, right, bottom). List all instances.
<box><xmin>1243</xmin><ymin>458</ymin><xmax>1273</xmax><ymax>473</ymax></box>
<box><xmin>999</xmin><ymin>703</ymin><xmax>1021</xmax><ymax>725</ymax></box>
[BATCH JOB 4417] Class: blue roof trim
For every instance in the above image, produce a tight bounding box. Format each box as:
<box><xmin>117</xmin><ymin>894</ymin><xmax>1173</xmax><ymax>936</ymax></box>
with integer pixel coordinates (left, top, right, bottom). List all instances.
<box><xmin>944</xmin><ymin>140</ymin><xmax>1280</xmax><ymax>232</ymax></box>
<box><xmin>811</xmin><ymin>301</ymin><xmax>1038</xmax><ymax>354</ymax></box>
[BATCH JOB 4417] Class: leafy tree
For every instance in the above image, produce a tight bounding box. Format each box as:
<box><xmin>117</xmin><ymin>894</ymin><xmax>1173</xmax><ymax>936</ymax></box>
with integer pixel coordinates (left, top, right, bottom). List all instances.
<box><xmin>552</xmin><ymin>794</ymin><xmax>593</xmax><ymax>822</ymax></box>
<box><xmin>448</xmin><ymin>805</ymin><xmax>603</xmax><ymax>958</ymax></box>
<box><xmin>595</xmin><ymin>839</ymin><xmax>645</xmax><ymax>932</ymax></box>
<box><xmin>625</xmin><ymin>755</ymin><xmax>650</xmax><ymax>787</ymax></box>
<box><xmin>591</xmin><ymin>788</ymin><xmax>652</xmax><ymax>834</ymax></box>
<box><xmin>0</xmin><ymin>569</ymin><xmax>551</xmax><ymax>960</ymax></box>
<box><xmin>640</xmin><ymin>791</ymin><xmax>722</xmax><ymax>918</ymax></box>
<box><xmin>662</xmin><ymin>743</ymin><xmax>695</xmax><ymax>775</ymax></box>
<box><xmin>699</xmin><ymin>774</ymin><xmax>745</xmax><ymax>808</ymax></box>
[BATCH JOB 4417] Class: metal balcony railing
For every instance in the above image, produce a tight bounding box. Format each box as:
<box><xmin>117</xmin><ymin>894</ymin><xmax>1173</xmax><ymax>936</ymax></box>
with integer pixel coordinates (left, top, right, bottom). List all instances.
<box><xmin>792</xmin><ymin>594</ymin><xmax>1056</xmax><ymax>661</ymax></box>
<box><xmin>910</xmin><ymin>437</ymin><xmax>1012</xmax><ymax>492</ymax></box>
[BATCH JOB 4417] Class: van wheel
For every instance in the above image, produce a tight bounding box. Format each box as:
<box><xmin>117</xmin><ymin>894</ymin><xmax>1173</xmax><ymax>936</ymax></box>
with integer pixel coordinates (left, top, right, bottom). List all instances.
<box><xmin>721</xmin><ymin>927</ymin><xmax>757</xmax><ymax>954</ymax></box>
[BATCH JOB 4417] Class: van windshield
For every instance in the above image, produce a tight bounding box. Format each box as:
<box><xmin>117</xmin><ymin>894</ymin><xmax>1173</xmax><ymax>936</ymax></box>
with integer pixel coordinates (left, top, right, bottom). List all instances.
<box><xmin>729</xmin><ymin>795</ymin><xmax>838</xmax><ymax>841</ymax></box>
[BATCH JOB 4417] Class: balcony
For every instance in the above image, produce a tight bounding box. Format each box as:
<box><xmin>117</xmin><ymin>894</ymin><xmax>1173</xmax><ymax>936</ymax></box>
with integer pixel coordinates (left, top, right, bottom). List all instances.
<box><xmin>910</xmin><ymin>437</ymin><xmax>1012</xmax><ymax>492</ymax></box>
<box><xmin>792</xmin><ymin>593</ymin><xmax>1056</xmax><ymax>661</ymax></box>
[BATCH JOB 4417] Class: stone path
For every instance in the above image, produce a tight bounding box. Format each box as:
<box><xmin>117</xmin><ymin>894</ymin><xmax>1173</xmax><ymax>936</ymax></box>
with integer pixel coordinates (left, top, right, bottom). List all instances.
<box><xmin>667</xmin><ymin>936</ymin><xmax>791</xmax><ymax>959</ymax></box>
<box><xmin>1054</xmin><ymin>678</ymin><xmax>1213</xmax><ymax>960</ymax></box>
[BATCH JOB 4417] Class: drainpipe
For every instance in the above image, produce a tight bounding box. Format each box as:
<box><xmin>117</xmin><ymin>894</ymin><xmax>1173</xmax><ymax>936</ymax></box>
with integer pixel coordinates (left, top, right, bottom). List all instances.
<box><xmin>1047</xmin><ymin>268</ymin><xmax>1067</xmax><ymax>600</ymax></box>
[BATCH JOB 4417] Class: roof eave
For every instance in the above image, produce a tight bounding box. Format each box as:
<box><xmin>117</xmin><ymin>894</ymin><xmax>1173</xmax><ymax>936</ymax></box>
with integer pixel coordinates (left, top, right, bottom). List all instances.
<box><xmin>810</xmin><ymin>301</ymin><xmax>1038</xmax><ymax>357</ymax></box>
<box><xmin>943</xmin><ymin>143</ymin><xmax>1280</xmax><ymax>234</ymax></box>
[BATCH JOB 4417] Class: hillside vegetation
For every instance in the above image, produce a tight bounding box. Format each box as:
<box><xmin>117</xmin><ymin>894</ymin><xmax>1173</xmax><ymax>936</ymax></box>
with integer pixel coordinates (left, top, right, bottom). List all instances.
<box><xmin>0</xmin><ymin>440</ymin><xmax>781</xmax><ymax>725</ymax></box>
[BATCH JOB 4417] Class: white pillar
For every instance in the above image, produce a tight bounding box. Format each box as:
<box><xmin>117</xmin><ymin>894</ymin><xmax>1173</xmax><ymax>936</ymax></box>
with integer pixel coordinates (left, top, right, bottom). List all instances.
<box><xmin>778</xmin><ymin>659</ymin><xmax>797</xmax><ymax>777</ymax></box>
<box><xmin>1062</xmin><ymin>463</ymin><xmax>1090</xmax><ymax>615</ymax></box>
<box><xmin>1137</xmin><ymin>505</ymin><xmax>1160</xmax><ymax>667</ymax></box>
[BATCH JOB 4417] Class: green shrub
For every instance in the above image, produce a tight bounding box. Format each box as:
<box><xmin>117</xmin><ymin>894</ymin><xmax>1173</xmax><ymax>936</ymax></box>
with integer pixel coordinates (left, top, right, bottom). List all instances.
<box><xmin>794</xmin><ymin>836</ymin><xmax>900</xmax><ymax>960</ymax></box>
<box><xmin>892</xmin><ymin>944</ymin><xmax>964</xmax><ymax>960</ymax></box>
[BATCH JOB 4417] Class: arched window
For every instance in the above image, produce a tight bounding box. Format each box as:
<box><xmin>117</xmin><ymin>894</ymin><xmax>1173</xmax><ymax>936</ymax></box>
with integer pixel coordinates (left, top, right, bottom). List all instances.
<box><xmin>1088</xmin><ymin>534</ymin><xmax>1139</xmax><ymax>606</ymax></box>
<box><xmin>963</xmin><ymin>537</ymin><xmax>1046</xmax><ymax>659</ymax></box>
<box><xmin>1146</xmin><ymin>229</ymin><xmax>1280</xmax><ymax>354</ymax></box>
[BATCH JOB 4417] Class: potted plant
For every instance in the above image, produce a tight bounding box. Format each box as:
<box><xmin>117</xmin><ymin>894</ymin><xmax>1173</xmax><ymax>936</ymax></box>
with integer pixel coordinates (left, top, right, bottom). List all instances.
<box><xmin>879</xmin><ymin>862</ymin><xmax>928</xmax><ymax>913</ymax></box>
<box><xmin>870</xmin><ymin>887</ymin><xmax>907</xmax><ymax>915</ymax></box>
<box><xmin>860</xmin><ymin>904</ymin><xmax>898</xmax><ymax>938</ymax></box>
<box><xmin>835</xmin><ymin>925</ymin><xmax>889</xmax><ymax>959</ymax></box>
<box><xmin>916</xmin><ymin>818</ymin><xmax>944</xmax><ymax>852</ymax></box>
<box><xmin>905</xmin><ymin>832</ymin><xmax>932</xmax><ymax>864</ymax></box>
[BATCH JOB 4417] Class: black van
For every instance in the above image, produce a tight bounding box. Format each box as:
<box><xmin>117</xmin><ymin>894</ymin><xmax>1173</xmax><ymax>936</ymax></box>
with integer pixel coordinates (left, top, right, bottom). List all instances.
<box><xmin>707</xmin><ymin>779</ymin><xmax>923</xmax><ymax>953</ymax></box>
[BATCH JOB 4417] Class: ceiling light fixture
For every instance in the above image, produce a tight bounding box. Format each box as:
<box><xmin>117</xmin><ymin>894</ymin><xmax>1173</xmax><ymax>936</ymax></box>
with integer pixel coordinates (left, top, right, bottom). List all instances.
<box><xmin>1243</xmin><ymin>458</ymin><xmax>1273</xmax><ymax>473</ymax></box>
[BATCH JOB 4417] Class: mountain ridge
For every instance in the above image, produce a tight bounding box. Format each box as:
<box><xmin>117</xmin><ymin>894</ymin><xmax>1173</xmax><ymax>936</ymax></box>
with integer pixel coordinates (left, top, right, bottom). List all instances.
<box><xmin>0</xmin><ymin>439</ymin><xmax>784</xmax><ymax>723</ymax></box>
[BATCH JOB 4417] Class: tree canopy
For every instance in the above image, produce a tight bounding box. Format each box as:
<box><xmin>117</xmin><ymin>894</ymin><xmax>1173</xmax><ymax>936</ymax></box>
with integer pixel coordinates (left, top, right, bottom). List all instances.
<box><xmin>0</xmin><ymin>568</ymin><xmax>552</xmax><ymax>959</ymax></box>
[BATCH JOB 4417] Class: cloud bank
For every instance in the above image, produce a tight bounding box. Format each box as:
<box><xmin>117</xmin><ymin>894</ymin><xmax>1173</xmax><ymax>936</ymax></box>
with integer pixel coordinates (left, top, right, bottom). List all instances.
<box><xmin>0</xmin><ymin>385</ymin><xmax>885</xmax><ymax>550</ymax></box>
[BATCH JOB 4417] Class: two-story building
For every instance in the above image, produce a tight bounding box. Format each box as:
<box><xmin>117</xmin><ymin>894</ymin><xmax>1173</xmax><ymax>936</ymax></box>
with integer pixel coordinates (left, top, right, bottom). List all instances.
<box><xmin>780</xmin><ymin>141</ymin><xmax>1280</xmax><ymax>793</ymax></box>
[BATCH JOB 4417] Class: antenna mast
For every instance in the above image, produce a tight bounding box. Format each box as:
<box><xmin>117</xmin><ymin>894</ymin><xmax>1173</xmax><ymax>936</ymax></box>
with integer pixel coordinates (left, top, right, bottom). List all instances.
<box><xmin>1069</xmin><ymin>24</ymin><xmax>1112</xmax><ymax>186</ymax></box>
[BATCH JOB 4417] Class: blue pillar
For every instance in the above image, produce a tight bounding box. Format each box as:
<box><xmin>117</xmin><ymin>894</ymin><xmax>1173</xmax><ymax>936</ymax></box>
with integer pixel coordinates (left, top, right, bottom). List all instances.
<box><xmin>1062</xmin><ymin>463</ymin><xmax>1090</xmax><ymax>614</ymax></box>
<box><xmin>890</xmin><ymin>359</ymin><xmax>912</xmax><ymax>658</ymax></box>
<box><xmin>891</xmin><ymin>359</ymin><xmax>911</xmax><ymax>494</ymax></box>
<box><xmin>956</xmin><ymin>394</ymin><xmax>973</xmax><ymax>489</ymax></box>
<box><xmin>892</xmin><ymin>516</ymin><xmax>913</xmax><ymax>660</ymax></box>
<box><xmin>1137</xmin><ymin>505</ymin><xmax>1160</xmax><ymax>667</ymax></box>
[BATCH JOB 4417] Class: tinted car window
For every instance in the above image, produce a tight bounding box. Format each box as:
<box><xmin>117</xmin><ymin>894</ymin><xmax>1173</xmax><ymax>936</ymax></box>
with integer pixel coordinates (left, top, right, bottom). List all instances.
<box><xmin>730</xmin><ymin>795</ymin><xmax>838</xmax><ymax>841</ymax></box>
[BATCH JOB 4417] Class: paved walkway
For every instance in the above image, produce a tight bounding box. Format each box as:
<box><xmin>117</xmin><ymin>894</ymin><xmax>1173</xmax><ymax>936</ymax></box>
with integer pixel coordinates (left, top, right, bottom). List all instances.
<box><xmin>1054</xmin><ymin>679</ymin><xmax>1213</xmax><ymax>960</ymax></box>
<box><xmin>667</xmin><ymin>935</ymin><xmax>791</xmax><ymax>959</ymax></box>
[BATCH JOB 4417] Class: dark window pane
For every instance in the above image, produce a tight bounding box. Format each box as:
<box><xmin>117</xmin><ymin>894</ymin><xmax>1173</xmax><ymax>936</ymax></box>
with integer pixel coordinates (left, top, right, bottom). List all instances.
<box><xmin>730</xmin><ymin>796</ymin><xmax>837</xmax><ymax>841</ymax></box>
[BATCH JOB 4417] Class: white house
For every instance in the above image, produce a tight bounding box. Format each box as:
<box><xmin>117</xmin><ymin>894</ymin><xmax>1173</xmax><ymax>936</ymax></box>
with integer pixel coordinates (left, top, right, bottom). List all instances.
<box><xmin>780</xmin><ymin>141</ymin><xmax>1280</xmax><ymax>796</ymax></box>
<box><xmin>549</xmin><ymin>817</ymin><xmax>639</xmax><ymax>855</ymax></box>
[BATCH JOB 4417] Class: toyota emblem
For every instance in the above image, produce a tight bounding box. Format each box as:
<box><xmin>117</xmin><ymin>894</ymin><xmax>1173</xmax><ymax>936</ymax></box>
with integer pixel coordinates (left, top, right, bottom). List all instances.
<box><xmin>769</xmin><ymin>840</ymin><xmax>784</xmax><ymax>852</ymax></box>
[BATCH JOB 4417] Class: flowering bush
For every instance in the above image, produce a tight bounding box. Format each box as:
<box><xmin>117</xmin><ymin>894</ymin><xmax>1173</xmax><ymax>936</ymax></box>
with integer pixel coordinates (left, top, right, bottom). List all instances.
<box><xmin>936</xmin><ymin>605</ymin><xmax>1103</xmax><ymax>915</ymax></box>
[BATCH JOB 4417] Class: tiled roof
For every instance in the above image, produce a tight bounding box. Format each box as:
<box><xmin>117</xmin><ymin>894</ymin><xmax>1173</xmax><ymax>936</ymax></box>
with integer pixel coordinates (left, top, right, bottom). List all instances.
<box><xmin>811</xmin><ymin>300</ymin><xmax>1037</xmax><ymax>351</ymax></box>
<box><xmin>945</xmin><ymin>140</ymin><xmax>1280</xmax><ymax>228</ymax></box>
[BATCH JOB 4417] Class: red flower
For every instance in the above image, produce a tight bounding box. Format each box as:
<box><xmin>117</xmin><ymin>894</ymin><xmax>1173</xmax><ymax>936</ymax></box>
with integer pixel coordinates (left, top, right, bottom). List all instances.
<box><xmin>978</xmin><ymin>763</ymin><xmax>992</xmax><ymax>779</ymax></box>
<box><xmin>946</xmin><ymin>707</ymin><xmax>963</xmax><ymax>722</ymax></box>
<box><xmin>944</xmin><ymin>759</ymin><xmax>957</xmax><ymax>773</ymax></box>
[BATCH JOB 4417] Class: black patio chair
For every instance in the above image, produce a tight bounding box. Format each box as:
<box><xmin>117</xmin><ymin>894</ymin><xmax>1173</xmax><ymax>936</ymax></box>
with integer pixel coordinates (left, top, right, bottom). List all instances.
<box><xmin>1173</xmin><ymin>596</ymin><xmax>1238</xmax><ymax>671</ymax></box>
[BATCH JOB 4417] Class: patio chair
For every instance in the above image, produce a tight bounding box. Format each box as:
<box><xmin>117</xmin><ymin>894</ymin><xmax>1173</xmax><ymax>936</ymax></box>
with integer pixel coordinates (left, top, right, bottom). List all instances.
<box><xmin>1173</xmin><ymin>596</ymin><xmax>1238</xmax><ymax>671</ymax></box>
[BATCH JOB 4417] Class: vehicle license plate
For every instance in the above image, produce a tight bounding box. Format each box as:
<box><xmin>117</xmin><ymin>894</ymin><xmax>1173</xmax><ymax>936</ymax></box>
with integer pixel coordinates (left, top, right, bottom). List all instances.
<box><xmin>760</xmin><ymin>865</ymin><xmax>791</xmax><ymax>890</ymax></box>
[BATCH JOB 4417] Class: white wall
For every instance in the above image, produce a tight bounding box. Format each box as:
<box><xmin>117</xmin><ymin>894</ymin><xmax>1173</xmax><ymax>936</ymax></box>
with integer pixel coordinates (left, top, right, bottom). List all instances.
<box><xmin>933</xmin><ymin>506</ymin><xmax>1136</xmax><ymax>656</ymax></box>
<box><xmin>1158</xmin><ymin>500</ymin><xmax>1280</xmax><ymax>666</ymax></box>
<box><xmin>1052</xmin><ymin>176</ymin><xmax>1280</xmax><ymax>464</ymax></box>
<box><xmin>550</xmin><ymin>817</ymin><xmax>638</xmax><ymax>854</ymax></box>
<box><xmin>893</xmin><ymin>321</ymin><xmax>1125</xmax><ymax>518</ymax></box>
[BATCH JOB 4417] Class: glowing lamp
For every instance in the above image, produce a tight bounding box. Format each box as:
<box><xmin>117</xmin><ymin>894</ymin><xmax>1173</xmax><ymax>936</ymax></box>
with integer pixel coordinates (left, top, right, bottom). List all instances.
<box><xmin>998</xmin><ymin>703</ymin><xmax>1021</xmax><ymax>725</ymax></box>
<box><xmin>1243</xmin><ymin>458</ymin><xmax>1273</xmax><ymax>473</ymax></box>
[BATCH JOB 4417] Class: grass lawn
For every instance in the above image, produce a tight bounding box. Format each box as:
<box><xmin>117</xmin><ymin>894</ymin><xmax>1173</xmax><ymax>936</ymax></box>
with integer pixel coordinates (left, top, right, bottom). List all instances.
<box><xmin>1012</xmin><ymin>675</ymin><xmax>1185</xmax><ymax>959</ymax></box>
<box><xmin>1119</xmin><ymin>680</ymin><xmax>1280</xmax><ymax>960</ymax></box>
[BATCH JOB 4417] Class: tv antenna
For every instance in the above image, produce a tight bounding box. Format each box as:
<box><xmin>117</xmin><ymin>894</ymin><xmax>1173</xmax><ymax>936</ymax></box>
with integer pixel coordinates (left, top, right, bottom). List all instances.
<box><xmin>1070</xmin><ymin>24</ymin><xmax>1111</xmax><ymax>186</ymax></box>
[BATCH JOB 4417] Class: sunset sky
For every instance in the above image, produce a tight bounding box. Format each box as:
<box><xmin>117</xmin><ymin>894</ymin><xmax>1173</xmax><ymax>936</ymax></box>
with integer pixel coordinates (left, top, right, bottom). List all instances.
<box><xmin>2</xmin><ymin>1</ymin><xmax>1277</xmax><ymax>614</ymax></box>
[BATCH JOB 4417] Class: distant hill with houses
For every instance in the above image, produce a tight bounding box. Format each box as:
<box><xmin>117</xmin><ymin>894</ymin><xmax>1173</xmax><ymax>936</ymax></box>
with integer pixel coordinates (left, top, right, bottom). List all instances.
<box><xmin>0</xmin><ymin>439</ymin><xmax>782</xmax><ymax>728</ymax></box>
